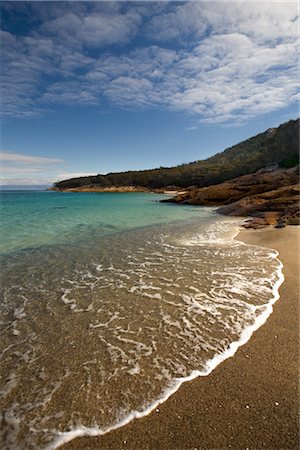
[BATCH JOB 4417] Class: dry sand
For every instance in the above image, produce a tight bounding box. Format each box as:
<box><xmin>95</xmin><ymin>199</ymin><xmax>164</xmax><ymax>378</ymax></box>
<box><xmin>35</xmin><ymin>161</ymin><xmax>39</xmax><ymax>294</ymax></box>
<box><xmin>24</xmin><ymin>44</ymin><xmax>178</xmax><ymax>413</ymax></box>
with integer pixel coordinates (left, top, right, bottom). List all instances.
<box><xmin>63</xmin><ymin>226</ymin><xmax>299</xmax><ymax>450</ymax></box>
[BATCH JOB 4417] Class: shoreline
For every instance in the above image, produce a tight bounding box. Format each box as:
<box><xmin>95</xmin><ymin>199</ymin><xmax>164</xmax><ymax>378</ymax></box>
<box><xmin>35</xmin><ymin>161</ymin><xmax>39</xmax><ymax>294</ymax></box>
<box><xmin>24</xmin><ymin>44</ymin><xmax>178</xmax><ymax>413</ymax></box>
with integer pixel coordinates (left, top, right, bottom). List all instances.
<box><xmin>62</xmin><ymin>226</ymin><xmax>299</xmax><ymax>450</ymax></box>
<box><xmin>48</xmin><ymin>186</ymin><xmax>188</xmax><ymax>195</ymax></box>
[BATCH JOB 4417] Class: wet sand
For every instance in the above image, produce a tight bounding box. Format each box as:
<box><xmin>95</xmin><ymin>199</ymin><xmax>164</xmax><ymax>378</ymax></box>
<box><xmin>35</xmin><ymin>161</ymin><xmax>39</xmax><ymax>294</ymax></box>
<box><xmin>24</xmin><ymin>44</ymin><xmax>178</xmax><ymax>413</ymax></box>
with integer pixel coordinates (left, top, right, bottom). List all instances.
<box><xmin>63</xmin><ymin>226</ymin><xmax>299</xmax><ymax>450</ymax></box>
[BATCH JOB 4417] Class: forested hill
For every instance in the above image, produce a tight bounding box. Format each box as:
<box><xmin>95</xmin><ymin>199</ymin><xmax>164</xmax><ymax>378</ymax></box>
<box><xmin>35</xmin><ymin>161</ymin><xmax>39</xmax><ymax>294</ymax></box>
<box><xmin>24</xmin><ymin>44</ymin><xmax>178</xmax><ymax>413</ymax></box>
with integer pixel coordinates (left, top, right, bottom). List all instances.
<box><xmin>54</xmin><ymin>118</ymin><xmax>299</xmax><ymax>190</ymax></box>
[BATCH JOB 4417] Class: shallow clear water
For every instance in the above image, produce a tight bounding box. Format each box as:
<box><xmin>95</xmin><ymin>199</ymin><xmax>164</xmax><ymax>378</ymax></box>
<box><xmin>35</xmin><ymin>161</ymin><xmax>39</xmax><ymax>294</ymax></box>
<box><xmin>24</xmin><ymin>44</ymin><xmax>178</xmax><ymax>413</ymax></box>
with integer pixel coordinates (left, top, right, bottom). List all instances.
<box><xmin>0</xmin><ymin>191</ymin><xmax>282</xmax><ymax>449</ymax></box>
<box><xmin>0</xmin><ymin>191</ymin><xmax>208</xmax><ymax>254</ymax></box>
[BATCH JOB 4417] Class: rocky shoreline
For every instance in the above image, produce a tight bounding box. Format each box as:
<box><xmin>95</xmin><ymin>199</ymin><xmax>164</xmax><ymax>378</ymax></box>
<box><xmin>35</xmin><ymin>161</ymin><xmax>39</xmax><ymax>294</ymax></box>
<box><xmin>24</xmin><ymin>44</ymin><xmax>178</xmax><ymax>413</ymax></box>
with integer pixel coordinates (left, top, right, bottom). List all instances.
<box><xmin>163</xmin><ymin>166</ymin><xmax>299</xmax><ymax>229</ymax></box>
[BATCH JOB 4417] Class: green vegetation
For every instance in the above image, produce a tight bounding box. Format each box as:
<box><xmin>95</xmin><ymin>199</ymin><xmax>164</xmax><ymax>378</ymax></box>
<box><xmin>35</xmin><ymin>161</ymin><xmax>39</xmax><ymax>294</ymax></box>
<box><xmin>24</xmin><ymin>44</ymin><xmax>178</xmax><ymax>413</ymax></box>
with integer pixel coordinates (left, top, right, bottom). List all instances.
<box><xmin>54</xmin><ymin>119</ymin><xmax>299</xmax><ymax>190</ymax></box>
<box><xmin>279</xmin><ymin>156</ymin><xmax>299</xmax><ymax>168</ymax></box>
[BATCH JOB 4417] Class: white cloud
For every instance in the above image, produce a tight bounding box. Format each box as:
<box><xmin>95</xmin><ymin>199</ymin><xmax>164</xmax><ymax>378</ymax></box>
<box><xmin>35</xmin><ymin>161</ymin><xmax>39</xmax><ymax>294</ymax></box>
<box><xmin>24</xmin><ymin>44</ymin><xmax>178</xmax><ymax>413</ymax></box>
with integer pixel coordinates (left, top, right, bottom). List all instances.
<box><xmin>0</xmin><ymin>166</ymin><xmax>42</xmax><ymax>174</ymax></box>
<box><xmin>40</xmin><ymin>81</ymin><xmax>98</xmax><ymax>106</ymax></box>
<box><xmin>185</xmin><ymin>126</ymin><xmax>198</xmax><ymax>131</ymax></box>
<box><xmin>1</xmin><ymin>1</ymin><xmax>299</xmax><ymax>125</ymax></box>
<box><xmin>0</xmin><ymin>172</ymin><xmax>97</xmax><ymax>187</ymax></box>
<box><xmin>0</xmin><ymin>151</ymin><xmax>66</xmax><ymax>185</ymax></box>
<box><xmin>146</xmin><ymin>1</ymin><xmax>298</xmax><ymax>45</ymax></box>
<box><xmin>0</xmin><ymin>151</ymin><xmax>63</xmax><ymax>164</ymax></box>
<box><xmin>145</xmin><ymin>2</ymin><xmax>208</xmax><ymax>42</ymax></box>
<box><xmin>0</xmin><ymin>149</ymin><xmax>99</xmax><ymax>186</ymax></box>
<box><xmin>54</xmin><ymin>172</ymin><xmax>98</xmax><ymax>182</ymax></box>
<box><xmin>164</xmin><ymin>33</ymin><xmax>298</xmax><ymax>123</ymax></box>
<box><xmin>0</xmin><ymin>177</ymin><xmax>52</xmax><ymax>186</ymax></box>
<box><xmin>42</xmin><ymin>7</ymin><xmax>142</xmax><ymax>48</ymax></box>
<box><xmin>87</xmin><ymin>33</ymin><xmax>298</xmax><ymax>124</ymax></box>
<box><xmin>104</xmin><ymin>76</ymin><xmax>155</xmax><ymax>107</ymax></box>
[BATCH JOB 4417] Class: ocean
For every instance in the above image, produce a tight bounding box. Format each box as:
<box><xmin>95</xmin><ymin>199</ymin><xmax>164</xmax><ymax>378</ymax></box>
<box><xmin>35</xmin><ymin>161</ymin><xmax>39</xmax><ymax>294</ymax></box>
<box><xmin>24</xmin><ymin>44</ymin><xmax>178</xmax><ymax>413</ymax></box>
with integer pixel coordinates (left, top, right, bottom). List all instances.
<box><xmin>0</xmin><ymin>191</ymin><xmax>283</xmax><ymax>449</ymax></box>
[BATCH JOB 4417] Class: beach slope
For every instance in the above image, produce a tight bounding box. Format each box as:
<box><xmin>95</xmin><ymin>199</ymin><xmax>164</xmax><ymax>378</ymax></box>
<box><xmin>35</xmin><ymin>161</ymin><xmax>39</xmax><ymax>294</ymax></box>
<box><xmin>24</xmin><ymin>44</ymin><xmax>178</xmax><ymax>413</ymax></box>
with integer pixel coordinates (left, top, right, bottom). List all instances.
<box><xmin>63</xmin><ymin>227</ymin><xmax>299</xmax><ymax>450</ymax></box>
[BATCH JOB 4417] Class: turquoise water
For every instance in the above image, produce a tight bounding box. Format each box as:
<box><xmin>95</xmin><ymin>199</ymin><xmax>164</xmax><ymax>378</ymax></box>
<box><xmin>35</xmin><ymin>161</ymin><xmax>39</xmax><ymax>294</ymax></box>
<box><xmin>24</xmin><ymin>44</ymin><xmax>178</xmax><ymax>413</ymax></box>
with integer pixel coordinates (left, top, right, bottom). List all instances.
<box><xmin>0</xmin><ymin>191</ymin><xmax>210</xmax><ymax>254</ymax></box>
<box><xmin>0</xmin><ymin>190</ymin><xmax>282</xmax><ymax>449</ymax></box>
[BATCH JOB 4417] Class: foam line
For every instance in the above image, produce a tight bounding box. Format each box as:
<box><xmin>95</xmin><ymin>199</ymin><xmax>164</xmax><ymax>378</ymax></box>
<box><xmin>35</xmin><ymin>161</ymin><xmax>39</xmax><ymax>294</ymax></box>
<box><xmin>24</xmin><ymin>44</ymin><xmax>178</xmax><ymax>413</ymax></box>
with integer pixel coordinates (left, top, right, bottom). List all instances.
<box><xmin>46</xmin><ymin>225</ymin><xmax>285</xmax><ymax>450</ymax></box>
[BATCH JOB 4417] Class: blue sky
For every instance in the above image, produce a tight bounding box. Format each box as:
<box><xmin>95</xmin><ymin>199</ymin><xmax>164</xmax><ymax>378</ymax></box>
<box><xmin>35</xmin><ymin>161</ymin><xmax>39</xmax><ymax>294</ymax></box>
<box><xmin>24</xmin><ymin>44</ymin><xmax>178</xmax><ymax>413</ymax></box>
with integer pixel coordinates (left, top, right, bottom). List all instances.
<box><xmin>1</xmin><ymin>0</ymin><xmax>299</xmax><ymax>186</ymax></box>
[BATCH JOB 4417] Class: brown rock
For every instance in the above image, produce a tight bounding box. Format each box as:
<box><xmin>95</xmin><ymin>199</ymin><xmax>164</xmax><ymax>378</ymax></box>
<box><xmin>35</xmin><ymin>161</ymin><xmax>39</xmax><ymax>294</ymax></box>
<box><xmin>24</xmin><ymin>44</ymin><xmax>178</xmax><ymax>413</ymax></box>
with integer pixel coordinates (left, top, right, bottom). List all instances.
<box><xmin>164</xmin><ymin>167</ymin><xmax>299</xmax><ymax>206</ymax></box>
<box><xmin>164</xmin><ymin>166</ymin><xmax>299</xmax><ymax>229</ymax></box>
<box><xmin>217</xmin><ymin>185</ymin><xmax>299</xmax><ymax>228</ymax></box>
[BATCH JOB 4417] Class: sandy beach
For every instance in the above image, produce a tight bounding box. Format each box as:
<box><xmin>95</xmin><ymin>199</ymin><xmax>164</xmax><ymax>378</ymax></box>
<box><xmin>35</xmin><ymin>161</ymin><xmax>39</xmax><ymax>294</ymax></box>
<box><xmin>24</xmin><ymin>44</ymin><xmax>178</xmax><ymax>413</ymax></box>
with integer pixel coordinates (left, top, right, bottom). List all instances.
<box><xmin>63</xmin><ymin>226</ymin><xmax>299</xmax><ymax>450</ymax></box>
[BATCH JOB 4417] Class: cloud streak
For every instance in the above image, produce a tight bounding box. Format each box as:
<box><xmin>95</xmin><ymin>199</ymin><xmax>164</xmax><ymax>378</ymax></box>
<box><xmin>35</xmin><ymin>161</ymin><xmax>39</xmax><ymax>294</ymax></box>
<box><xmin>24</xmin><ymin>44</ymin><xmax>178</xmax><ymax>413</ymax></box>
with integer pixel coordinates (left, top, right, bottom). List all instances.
<box><xmin>0</xmin><ymin>150</ymin><xmax>99</xmax><ymax>186</ymax></box>
<box><xmin>0</xmin><ymin>151</ymin><xmax>63</xmax><ymax>164</ymax></box>
<box><xmin>0</xmin><ymin>150</ymin><xmax>65</xmax><ymax>185</ymax></box>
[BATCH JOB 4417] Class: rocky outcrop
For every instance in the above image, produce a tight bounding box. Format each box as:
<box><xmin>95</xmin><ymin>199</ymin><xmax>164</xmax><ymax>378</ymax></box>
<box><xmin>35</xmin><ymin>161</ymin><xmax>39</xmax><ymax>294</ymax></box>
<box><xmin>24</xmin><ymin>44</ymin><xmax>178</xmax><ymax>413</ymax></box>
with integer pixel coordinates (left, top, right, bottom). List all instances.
<box><xmin>163</xmin><ymin>167</ymin><xmax>299</xmax><ymax>228</ymax></box>
<box><xmin>164</xmin><ymin>167</ymin><xmax>298</xmax><ymax>205</ymax></box>
<box><xmin>217</xmin><ymin>184</ymin><xmax>300</xmax><ymax>228</ymax></box>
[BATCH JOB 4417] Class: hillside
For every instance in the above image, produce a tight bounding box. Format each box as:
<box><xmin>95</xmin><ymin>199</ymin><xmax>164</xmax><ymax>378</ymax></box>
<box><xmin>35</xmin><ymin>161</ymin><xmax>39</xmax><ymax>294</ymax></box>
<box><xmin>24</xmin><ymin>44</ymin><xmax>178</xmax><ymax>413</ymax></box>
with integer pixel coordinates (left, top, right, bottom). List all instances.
<box><xmin>53</xmin><ymin>119</ymin><xmax>299</xmax><ymax>191</ymax></box>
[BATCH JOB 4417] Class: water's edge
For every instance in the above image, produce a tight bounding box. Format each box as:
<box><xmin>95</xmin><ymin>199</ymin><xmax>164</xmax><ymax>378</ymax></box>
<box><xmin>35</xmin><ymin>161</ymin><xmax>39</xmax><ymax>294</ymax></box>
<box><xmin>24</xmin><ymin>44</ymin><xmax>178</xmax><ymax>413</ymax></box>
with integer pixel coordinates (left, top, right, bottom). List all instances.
<box><xmin>48</xmin><ymin>227</ymin><xmax>285</xmax><ymax>450</ymax></box>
